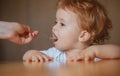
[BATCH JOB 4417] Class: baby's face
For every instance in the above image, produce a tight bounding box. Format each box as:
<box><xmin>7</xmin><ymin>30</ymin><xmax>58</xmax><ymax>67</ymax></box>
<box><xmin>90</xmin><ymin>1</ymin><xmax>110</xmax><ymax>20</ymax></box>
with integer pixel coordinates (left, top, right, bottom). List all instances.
<box><xmin>52</xmin><ymin>8</ymin><xmax>82</xmax><ymax>51</ymax></box>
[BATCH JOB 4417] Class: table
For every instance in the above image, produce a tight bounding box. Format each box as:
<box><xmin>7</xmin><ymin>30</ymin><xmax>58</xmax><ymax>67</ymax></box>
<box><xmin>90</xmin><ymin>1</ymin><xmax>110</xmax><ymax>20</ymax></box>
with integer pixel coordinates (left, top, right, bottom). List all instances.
<box><xmin>0</xmin><ymin>59</ymin><xmax>120</xmax><ymax>76</ymax></box>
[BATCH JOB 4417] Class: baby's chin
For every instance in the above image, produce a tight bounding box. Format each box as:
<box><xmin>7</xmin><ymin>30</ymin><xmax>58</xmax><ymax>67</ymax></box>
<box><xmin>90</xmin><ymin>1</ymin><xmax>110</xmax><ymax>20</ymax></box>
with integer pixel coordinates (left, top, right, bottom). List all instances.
<box><xmin>54</xmin><ymin>46</ymin><xmax>66</xmax><ymax>51</ymax></box>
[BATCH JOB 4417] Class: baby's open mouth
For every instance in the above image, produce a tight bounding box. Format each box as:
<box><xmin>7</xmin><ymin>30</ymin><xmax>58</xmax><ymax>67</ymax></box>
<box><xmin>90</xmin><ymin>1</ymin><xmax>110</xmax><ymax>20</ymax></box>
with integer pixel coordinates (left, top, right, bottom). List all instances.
<box><xmin>50</xmin><ymin>32</ymin><xmax>58</xmax><ymax>42</ymax></box>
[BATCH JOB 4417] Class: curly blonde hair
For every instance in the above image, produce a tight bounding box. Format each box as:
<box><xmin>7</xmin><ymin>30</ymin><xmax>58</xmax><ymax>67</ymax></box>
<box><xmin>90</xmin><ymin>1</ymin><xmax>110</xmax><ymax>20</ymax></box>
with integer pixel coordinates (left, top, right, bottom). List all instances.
<box><xmin>57</xmin><ymin>0</ymin><xmax>112</xmax><ymax>45</ymax></box>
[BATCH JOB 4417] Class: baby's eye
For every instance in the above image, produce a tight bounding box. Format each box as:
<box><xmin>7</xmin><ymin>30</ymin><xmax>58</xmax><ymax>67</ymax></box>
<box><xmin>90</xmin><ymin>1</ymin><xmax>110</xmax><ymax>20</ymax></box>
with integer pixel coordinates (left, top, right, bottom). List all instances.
<box><xmin>60</xmin><ymin>23</ymin><xmax>65</xmax><ymax>26</ymax></box>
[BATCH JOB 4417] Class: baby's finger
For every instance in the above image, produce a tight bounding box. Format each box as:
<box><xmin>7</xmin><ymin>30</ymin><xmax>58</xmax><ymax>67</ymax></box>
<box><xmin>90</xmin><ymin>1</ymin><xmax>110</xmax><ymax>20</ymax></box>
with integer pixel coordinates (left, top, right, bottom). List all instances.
<box><xmin>37</xmin><ymin>55</ymin><xmax>45</xmax><ymax>62</ymax></box>
<box><xmin>41</xmin><ymin>55</ymin><xmax>50</xmax><ymax>62</ymax></box>
<box><xmin>23</xmin><ymin>54</ymin><xmax>32</xmax><ymax>62</ymax></box>
<box><xmin>25</xmin><ymin>56</ymin><xmax>33</xmax><ymax>62</ymax></box>
<box><xmin>31</xmin><ymin>56</ymin><xmax>38</xmax><ymax>62</ymax></box>
<box><xmin>22</xmin><ymin>54</ymin><xmax>27</xmax><ymax>61</ymax></box>
<box><xmin>74</xmin><ymin>55</ymin><xmax>84</xmax><ymax>62</ymax></box>
<box><xmin>84</xmin><ymin>56</ymin><xmax>91</xmax><ymax>63</ymax></box>
<box><xmin>85</xmin><ymin>56</ymin><xmax>94</xmax><ymax>63</ymax></box>
<box><xmin>85</xmin><ymin>56</ymin><xmax>88</xmax><ymax>61</ymax></box>
<box><xmin>66</xmin><ymin>57</ymin><xmax>74</xmax><ymax>62</ymax></box>
<box><xmin>42</xmin><ymin>55</ymin><xmax>53</xmax><ymax>62</ymax></box>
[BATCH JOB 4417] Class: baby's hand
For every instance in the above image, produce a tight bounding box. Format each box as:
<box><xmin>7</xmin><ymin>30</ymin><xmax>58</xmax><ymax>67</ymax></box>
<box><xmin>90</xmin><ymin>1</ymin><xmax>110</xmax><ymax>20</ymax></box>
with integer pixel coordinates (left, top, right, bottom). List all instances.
<box><xmin>23</xmin><ymin>50</ymin><xmax>53</xmax><ymax>62</ymax></box>
<box><xmin>77</xmin><ymin>49</ymin><xmax>96</xmax><ymax>62</ymax></box>
<box><xmin>67</xmin><ymin>47</ymin><xmax>96</xmax><ymax>62</ymax></box>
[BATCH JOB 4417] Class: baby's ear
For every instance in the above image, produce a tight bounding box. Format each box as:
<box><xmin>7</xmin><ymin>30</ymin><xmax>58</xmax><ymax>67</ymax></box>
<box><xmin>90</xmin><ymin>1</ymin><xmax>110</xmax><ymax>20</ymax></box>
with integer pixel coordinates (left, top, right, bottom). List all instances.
<box><xmin>78</xmin><ymin>30</ymin><xmax>91</xmax><ymax>42</ymax></box>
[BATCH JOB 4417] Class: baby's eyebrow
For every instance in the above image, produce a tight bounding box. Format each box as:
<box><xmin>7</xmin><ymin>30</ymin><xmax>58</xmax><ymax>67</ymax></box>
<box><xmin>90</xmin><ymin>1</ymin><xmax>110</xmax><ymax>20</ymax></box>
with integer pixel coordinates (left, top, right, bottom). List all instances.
<box><xmin>60</xmin><ymin>18</ymin><xmax>66</xmax><ymax>23</ymax></box>
<box><xmin>56</xmin><ymin>17</ymin><xmax>66</xmax><ymax>23</ymax></box>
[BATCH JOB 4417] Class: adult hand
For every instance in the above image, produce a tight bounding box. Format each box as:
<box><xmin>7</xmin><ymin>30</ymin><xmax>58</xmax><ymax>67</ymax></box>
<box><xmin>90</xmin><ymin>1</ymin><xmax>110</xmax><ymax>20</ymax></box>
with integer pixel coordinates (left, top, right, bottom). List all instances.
<box><xmin>0</xmin><ymin>21</ymin><xmax>39</xmax><ymax>44</ymax></box>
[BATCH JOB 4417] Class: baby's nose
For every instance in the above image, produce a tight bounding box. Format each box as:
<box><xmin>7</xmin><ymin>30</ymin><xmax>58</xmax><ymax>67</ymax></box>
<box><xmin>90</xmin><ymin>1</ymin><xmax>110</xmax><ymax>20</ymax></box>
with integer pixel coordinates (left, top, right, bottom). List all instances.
<box><xmin>52</xmin><ymin>25</ymin><xmax>58</xmax><ymax>32</ymax></box>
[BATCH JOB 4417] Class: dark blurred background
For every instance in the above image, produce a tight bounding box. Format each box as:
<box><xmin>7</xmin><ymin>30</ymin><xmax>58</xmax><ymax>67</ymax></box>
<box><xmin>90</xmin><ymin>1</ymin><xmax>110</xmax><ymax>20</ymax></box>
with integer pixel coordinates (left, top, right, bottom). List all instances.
<box><xmin>0</xmin><ymin>0</ymin><xmax>120</xmax><ymax>61</ymax></box>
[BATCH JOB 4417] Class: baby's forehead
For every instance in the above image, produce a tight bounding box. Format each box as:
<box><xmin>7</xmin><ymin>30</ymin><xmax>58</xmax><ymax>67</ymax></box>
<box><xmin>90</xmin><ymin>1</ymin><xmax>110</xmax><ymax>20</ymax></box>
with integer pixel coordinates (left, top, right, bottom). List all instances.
<box><xmin>56</xmin><ymin>8</ymin><xmax>78</xmax><ymax>19</ymax></box>
<box><xmin>56</xmin><ymin>8</ymin><xmax>78</xmax><ymax>22</ymax></box>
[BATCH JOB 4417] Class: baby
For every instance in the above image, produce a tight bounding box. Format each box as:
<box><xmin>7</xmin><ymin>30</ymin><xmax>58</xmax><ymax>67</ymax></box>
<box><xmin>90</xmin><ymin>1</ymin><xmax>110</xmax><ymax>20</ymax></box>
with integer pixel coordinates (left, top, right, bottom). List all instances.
<box><xmin>23</xmin><ymin>0</ymin><xmax>120</xmax><ymax>62</ymax></box>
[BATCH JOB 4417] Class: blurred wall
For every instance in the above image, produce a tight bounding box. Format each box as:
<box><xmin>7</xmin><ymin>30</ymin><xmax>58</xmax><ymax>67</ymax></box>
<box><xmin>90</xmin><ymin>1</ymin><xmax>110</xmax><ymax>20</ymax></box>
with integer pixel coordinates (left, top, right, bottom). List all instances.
<box><xmin>0</xmin><ymin>0</ymin><xmax>120</xmax><ymax>61</ymax></box>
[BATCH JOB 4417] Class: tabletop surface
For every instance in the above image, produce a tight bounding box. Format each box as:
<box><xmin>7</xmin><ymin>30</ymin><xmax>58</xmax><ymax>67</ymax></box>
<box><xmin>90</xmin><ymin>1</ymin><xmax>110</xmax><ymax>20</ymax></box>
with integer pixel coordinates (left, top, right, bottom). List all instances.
<box><xmin>0</xmin><ymin>59</ymin><xmax>120</xmax><ymax>76</ymax></box>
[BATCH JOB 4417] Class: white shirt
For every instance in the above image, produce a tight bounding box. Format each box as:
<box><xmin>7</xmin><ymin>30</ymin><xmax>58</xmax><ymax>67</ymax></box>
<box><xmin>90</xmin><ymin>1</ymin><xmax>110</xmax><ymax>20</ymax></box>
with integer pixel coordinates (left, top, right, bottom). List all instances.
<box><xmin>41</xmin><ymin>47</ymin><xmax>66</xmax><ymax>63</ymax></box>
